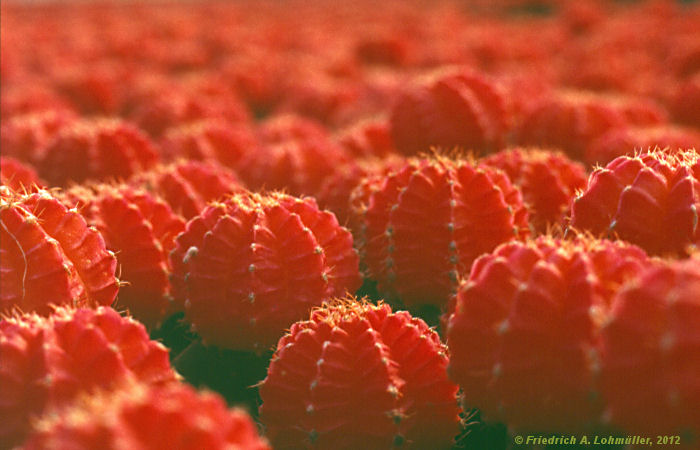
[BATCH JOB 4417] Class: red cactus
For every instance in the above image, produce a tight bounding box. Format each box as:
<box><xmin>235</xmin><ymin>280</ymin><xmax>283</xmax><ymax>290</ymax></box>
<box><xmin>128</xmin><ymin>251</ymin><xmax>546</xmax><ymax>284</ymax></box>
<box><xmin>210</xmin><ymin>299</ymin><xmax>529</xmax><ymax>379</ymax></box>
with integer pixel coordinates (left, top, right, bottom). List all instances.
<box><xmin>446</xmin><ymin>236</ymin><xmax>651</xmax><ymax>432</ymax></box>
<box><xmin>610</xmin><ymin>95</ymin><xmax>668</xmax><ymax>128</ymax></box>
<box><xmin>159</xmin><ymin>119</ymin><xmax>259</xmax><ymax>171</ymax></box>
<box><xmin>129</xmin><ymin>160</ymin><xmax>244</xmax><ymax>220</ymax></box>
<box><xmin>259</xmin><ymin>298</ymin><xmax>460</xmax><ymax>449</ymax></box>
<box><xmin>275</xmin><ymin>74</ymin><xmax>364</xmax><ymax>128</ymax></box>
<box><xmin>60</xmin><ymin>184</ymin><xmax>186</xmax><ymax>328</ymax></box>
<box><xmin>571</xmin><ymin>148</ymin><xmax>700</xmax><ymax>256</ymax></box>
<box><xmin>586</xmin><ymin>125</ymin><xmax>700</xmax><ymax>166</ymax></box>
<box><xmin>0</xmin><ymin>86</ymin><xmax>73</xmax><ymax>119</ymax></box>
<box><xmin>354</xmin><ymin>31</ymin><xmax>413</xmax><ymax>67</ymax></box>
<box><xmin>600</xmin><ymin>259</ymin><xmax>700</xmax><ymax>439</ymax></box>
<box><xmin>130</xmin><ymin>90</ymin><xmax>251</xmax><ymax>138</ymax></box>
<box><xmin>481</xmin><ymin>147</ymin><xmax>588</xmax><ymax>233</ymax></box>
<box><xmin>337</xmin><ymin>118</ymin><xmax>398</xmax><ymax>159</ymax></box>
<box><xmin>258</xmin><ymin>114</ymin><xmax>330</xmax><ymax>145</ymax></box>
<box><xmin>353</xmin><ymin>155</ymin><xmax>529</xmax><ymax>309</ymax></box>
<box><xmin>52</xmin><ymin>61</ymin><xmax>130</xmax><ymax>115</ymax></box>
<box><xmin>170</xmin><ymin>191</ymin><xmax>360</xmax><ymax>351</ymax></box>
<box><xmin>390</xmin><ymin>69</ymin><xmax>510</xmax><ymax>156</ymax></box>
<box><xmin>670</xmin><ymin>74</ymin><xmax>700</xmax><ymax>129</ymax></box>
<box><xmin>37</xmin><ymin>118</ymin><xmax>160</xmax><ymax>187</ymax></box>
<box><xmin>669</xmin><ymin>37</ymin><xmax>700</xmax><ymax>79</ymax></box>
<box><xmin>219</xmin><ymin>51</ymin><xmax>287</xmax><ymax>115</ymax></box>
<box><xmin>22</xmin><ymin>381</ymin><xmax>270</xmax><ymax>450</ymax></box>
<box><xmin>0</xmin><ymin>157</ymin><xmax>45</xmax><ymax>193</ymax></box>
<box><xmin>245</xmin><ymin>115</ymin><xmax>353</xmax><ymax>196</ymax></box>
<box><xmin>315</xmin><ymin>155</ymin><xmax>406</xmax><ymax>228</ymax></box>
<box><xmin>517</xmin><ymin>90</ymin><xmax>647</xmax><ymax>161</ymax></box>
<box><xmin>0</xmin><ymin>306</ymin><xmax>178</xmax><ymax>448</ymax></box>
<box><xmin>0</xmin><ymin>109</ymin><xmax>76</xmax><ymax>166</ymax></box>
<box><xmin>0</xmin><ymin>188</ymin><xmax>119</xmax><ymax>316</ymax></box>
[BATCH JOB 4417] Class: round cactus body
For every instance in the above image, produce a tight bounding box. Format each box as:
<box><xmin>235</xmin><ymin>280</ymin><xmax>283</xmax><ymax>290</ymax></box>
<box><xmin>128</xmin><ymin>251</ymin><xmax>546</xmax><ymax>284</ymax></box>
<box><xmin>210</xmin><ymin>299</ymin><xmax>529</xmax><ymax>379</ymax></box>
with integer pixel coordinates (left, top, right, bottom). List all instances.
<box><xmin>260</xmin><ymin>298</ymin><xmax>460</xmax><ymax>449</ymax></box>
<box><xmin>481</xmin><ymin>147</ymin><xmax>587</xmax><ymax>233</ymax></box>
<box><xmin>22</xmin><ymin>381</ymin><xmax>270</xmax><ymax>450</ymax></box>
<box><xmin>0</xmin><ymin>157</ymin><xmax>45</xmax><ymax>194</ymax></box>
<box><xmin>586</xmin><ymin>125</ymin><xmax>700</xmax><ymax>166</ymax></box>
<box><xmin>390</xmin><ymin>69</ymin><xmax>510</xmax><ymax>156</ymax></box>
<box><xmin>1</xmin><ymin>188</ymin><xmax>119</xmax><ymax>315</ymax></box>
<box><xmin>354</xmin><ymin>155</ymin><xmax>529</xmax><ymax>309</ymax></box>
<box><xmin>61</xmin><ymin>184</ymin><xmax>186</xmax><ymax>328</ymax></box>
<box><xmin>0</xmin><ymin>109</ymin><xmax>76</xmax><ymax>166</ymax></box>
<box><xmin>571</xmin><ymin>148</ymin><xmax>700</xmax><ymax>256</ymax></box>
<box><xmin>170</xmin><ymin>191</ymin><xmax>361</xmax><ymax>351</ymax></box>
<box><xmin>37</xmin><ymin>118</ymin><xmax>159</xmax><ymax>186</ymax></box>
<box><xmin>446</xmin><ymin>236</ymin><xmax>650</xmax><ymax>432</ymax></box>
<box><xmin>129</xmin><ymin>160</ymin><xmax>244</xmax><ymax>220</ymax></box>
<box><xmin>600</xmin><ymin>259</ymin><xmax>700</xmax><ymax>440</ymax></box>
<box><xmin>0</xmin><ymin>306</ymin><xmax>178</xmax><ymax>448</ymax></box>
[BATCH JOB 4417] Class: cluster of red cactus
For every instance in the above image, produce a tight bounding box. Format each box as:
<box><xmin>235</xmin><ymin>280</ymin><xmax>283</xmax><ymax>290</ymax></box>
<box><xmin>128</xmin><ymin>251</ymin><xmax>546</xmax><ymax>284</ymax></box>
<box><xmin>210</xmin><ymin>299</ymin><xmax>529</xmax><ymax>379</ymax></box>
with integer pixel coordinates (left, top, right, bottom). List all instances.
<box><xmin>1</xmin><ymin>0</ymin><xmax>698</xmax><ymax>448</ymax></box>
<box><xmin>0</xmin><ymin>306</ymin><xmax>179</xmax><ymax>448</ymax></box>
